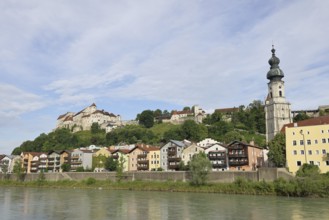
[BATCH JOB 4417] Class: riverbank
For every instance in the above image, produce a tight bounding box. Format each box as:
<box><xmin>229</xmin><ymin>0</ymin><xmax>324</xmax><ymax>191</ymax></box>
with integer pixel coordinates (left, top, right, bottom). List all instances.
<box><xmin>1</xmin><ymin>176</ymin><xmax>329</xmax><ymax>197</ymax></box>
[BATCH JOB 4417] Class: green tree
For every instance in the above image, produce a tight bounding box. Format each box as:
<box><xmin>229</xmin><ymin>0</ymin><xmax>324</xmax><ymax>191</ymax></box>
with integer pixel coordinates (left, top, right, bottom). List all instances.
<box><xmin>91</xmin><ymin>122</ymin><xmax>102</xmax><ymax>134</ymax></box>
<box><xmin>104</xmin><ymin>157</ymin><xmax>118</xmax><ymax>171</ymax></box>
<box><xmin>181</xmin><ymin>120</ymin><xmax>208</xmax><ymax>142</ymax></box>
<box><xmin>183</xmin><ymin>106</ymin><xmax>191</xmax><ymax>111</ymax></box>
<box><xmin>13</xmin><ymin>160</ymin><xmax>25</xmax><ymax>181</ymax></box>
<box><xmin>222</xmin><ymin>131</ymin><xmax>244</xmax><ymax>144</ymax></box>
<box><xmin>293</xmin><ymin>113</ymin><xmax>310</xmax><ymax>122</ymax></box>
<box><xmin>61</xmin><ymin>163</ymin><xmax>71</xmax><ymax>172</ymax></box>
<box><xmin>189</xmin><ymin>152</ymin><xmax>212</xmax><ymax>186</ymax></box>
<box><xmin>139</xmin><ymin>110</ymin><xmax>154</xmax><ymax>128</ymax></box>
<box><xmin>267</xmin><ymin>133</ymin><xmax>286</xmax><ymax>167</ymax></box>
<box><xmin>116</xmin><ymin>156</ymin><xmax>126</xmax><ymax>182</ymax></box>
<box><xmin>296</xmin><ymin>164</ymin><xmax>320</xmax><ymax>177</ymax></box>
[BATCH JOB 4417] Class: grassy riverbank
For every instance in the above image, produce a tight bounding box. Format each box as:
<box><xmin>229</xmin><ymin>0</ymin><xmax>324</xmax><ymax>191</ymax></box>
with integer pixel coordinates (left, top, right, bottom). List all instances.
<box><xmin>1</xmin><ymin>176</ymin><xmax>329</xmax><ymax>197</ymax></box>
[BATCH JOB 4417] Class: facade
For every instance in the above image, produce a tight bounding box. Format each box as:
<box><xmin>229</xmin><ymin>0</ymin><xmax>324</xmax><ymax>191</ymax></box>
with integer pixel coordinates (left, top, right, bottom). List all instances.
<box><xmin>204</xmin><ymin>143</ymin><xmax>228</xmax><ymax>171</ymax></box>
<box><xmin>70</xmin><ymin>149</ymin><xmax>93</xmax><ymax>171</ymax></box>
<box><xmin>111</xmin><ymin>149</ymin><xmax>129</xmax><ymax>172</ymax></box>
<box><xmin>181</xmin><ymin>143</ymin><xmax>204</xmax><ymax>166</ymax></box>
<box><xmin>160</xmin><ymin>140</ymin><xmax>188</xmax><ymax>171</ymax></box>
<box><xmin>214</xmin><ymin>107</ymin><xmax>239</xmax><ymax>122</ymax></box>
<box><xmin>56</xmin><ymin>103</ymin><xmax>121</xmax><ymax>132</ymax></box>
<box><xmin>227</xmin><ymin>141</ymin><xmax>264</xmax><ymax>171</ymax></box>
<box><xmin>47</xmin><ymin>150</ymin><xmax>61</xmax><ymax>172</ymax></box>
<box><xmin>264</xmin><ymin>47</ymin><xmax>292</xmax><ymax>143</ymax></box>
<box><xmin>147</xmin><ymin>147</ymin><xmax>161</xmax><ymax>171</ymax></box>
<box><xmin>283</xmin><ymin>116</ymin><xmax>329</xmax><ymax>174</ymax></box>
<box><xmin>0</xmin><ymin>155</ymin><xmax>18</xmax><ymax>173</ymax></box>
<box><xmin>128</xmin><ymin>146</ymin><xmax>146</xmax><ymax>172</ymax></box>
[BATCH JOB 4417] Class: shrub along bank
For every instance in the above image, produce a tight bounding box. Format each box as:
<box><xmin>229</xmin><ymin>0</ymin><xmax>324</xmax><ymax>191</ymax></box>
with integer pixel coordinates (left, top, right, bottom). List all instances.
<box><xmin>1</xmin><ymin>175</ymin><xmax>329</xmax><ymax>198</ymax></box>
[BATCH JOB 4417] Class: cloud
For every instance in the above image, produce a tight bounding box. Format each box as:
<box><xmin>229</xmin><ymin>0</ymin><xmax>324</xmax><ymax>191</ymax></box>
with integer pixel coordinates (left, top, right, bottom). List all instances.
<box><xmin>0</xmin><ymin>84</ymin><xmax>45</xmax><ymax>119</ymax></box>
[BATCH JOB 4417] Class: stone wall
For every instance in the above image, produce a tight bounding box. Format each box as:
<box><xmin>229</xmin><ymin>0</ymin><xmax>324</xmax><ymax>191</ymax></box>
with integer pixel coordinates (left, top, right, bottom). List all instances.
<box><xmin>0</xmin><ymin>168</ymin><xmax>293</xmax><ymax>182</ymax></box>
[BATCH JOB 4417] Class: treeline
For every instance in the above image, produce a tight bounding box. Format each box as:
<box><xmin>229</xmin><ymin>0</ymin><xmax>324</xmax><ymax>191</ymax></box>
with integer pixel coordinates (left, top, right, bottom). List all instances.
<box><xmin>12</xmin><ymin>100</ymin><xmax>266</xmax><ymax>155</ymax></box>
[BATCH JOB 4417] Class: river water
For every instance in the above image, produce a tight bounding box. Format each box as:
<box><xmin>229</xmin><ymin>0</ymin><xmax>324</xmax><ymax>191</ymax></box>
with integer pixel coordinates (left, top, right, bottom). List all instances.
<box><xmin>0</xmin><ymin>187</ymin><xmax>328</xmax><ymax>220</ymax></box>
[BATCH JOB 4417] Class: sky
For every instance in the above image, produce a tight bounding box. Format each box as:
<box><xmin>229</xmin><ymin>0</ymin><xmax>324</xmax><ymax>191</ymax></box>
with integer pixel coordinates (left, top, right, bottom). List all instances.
<box><xmin>1</xmin><ymin>0</ymin><xmax>329</xmax><ymax>154</ymax></box>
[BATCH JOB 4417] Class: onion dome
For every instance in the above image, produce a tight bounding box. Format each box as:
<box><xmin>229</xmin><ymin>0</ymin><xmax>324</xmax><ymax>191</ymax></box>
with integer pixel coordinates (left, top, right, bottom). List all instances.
<box><xmin>267</xmin><ymin>46</ymin><xmax>284</xmax><ymax>80</ymax></box>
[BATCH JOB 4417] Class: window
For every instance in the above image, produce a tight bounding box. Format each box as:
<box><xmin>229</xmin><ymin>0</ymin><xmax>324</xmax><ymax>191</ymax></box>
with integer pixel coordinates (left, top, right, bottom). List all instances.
<box><xmin>300</xmin><ymin>140</ymin><xmax>304</xmax><ymax>145</ymax></box>
<box><xmin>322</xmin><ymin>130</ymin><xmax>324</xmax><ymax>133</ymax></box>
<box><xmin>157</xmin><ymin>155</ymin><xmax>159</xmax><ymax>158</ymax></box>
<box><xmin>309</xmin><ymin>161</ymin><xmax>314</xmax><ymax>165</ymax></box>
<box><xmin>322</xmin><ymin>139</ymin><xmax>326</xmax><ymax>144</ymax></box>
<box><xmin>279</xmin><ymin>91</ymin><xmax>282</xmax><ymax>97</ymax></box>
<box><xmin>301</xmin><ymin>150</ymin><xmax>304</xmax><ymax>155</ymax></box>
<box><xmin>308</xmin><ymin>150</ymin><xmax>312</xmax><ymax>155</ymax></box>
<box><xmin>326</xmin><ymin>161</ymin><xmax>329</xmax><ymax>166</ymax></box>
<box><xmin>307</xmin><ymin>131</ymin><xmax>310</xmax><ymax>134</ymax></box>
<box><xmin>307</xmin><ymin>140</ymin><xmax>311</xmax><ymax>145</ymax></box>
<box><xmin>293</xmin><ymin>132</ymin><xmax>295</xmax><ymax>135</ymax></box>
<box><xmin>322</xmin><ymin>149</ymin><xmax>327</xmax><ymax>155</ymax></box>
<box><xmin>316</xmin><ymin>161</ymin><xmax>320</xmax><ymax>166</ymax></box>
<box><xmin>293</xmin><ymin>150</ymin><xmax>297</xmax><ymax>155</ymax></box>
<box><xmin>316</xmin><ymin>150</ymin><xmax>320</xmax><ymax>155</ymax></box>
<box><xmin>315</xmin><ymin>140</ymin><xmax>318</xmax><ymax>144</ymax></box>
<box><xmin>297</xmin><ymin>161</ymin><xmax>302</xmax><ymax>166</ymax></box>
<box><xmin>293</xmin><ymin>140</ymin><xmax>297</xmax><ymax>146</ymax></box>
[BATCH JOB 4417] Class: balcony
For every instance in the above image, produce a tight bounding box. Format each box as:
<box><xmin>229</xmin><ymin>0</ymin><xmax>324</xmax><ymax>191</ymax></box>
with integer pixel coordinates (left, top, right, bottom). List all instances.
<box><xmin>212</xmin><ymin>163</ymin><xmax>226</xmax><ymax>168</ymax></box>
<box><xmin>228</xmin><ymin>154</ymin><xmax>248</xmax><ymax>158</ymax></box>
<box><xmin>137</xmin><ymin>160</ymin><xmax>149</xmax><ymax>164</ymax></box>
<box><xmin>208</xmin><ymin>155</ymin><xmax>226</xmax><ymax>160</ymax></box>
<box><xmin>48</xmin><ymin>157</ymin><xmax>54</xmax><ymax>161</ymax></box>
<box><xmin>71</xmin><ymin>160</ymin><xmax>82</xmax><ymax>165</ymax></box>
<box><xmin>229</xmin><ymin>145</ymin><xmax>244</xmax><ymax>150</ymax></box>
<box><xmin>137</xmin><ymin>164</ymin><xmax>149</xmax><ymax>171</ymax></box>
<box><xmin>168</xmin><ymin>164</ymin><xmax>180</xmax><ymax>170</ymax></box>
<box><xmin>137</xmin><ymin>154</ymin><xmax>147</xmax><ymax>159</ymax></box>
<box><xmin>71</xmin><ymin>156</ymin><xmax>80</xmax><ymax>159</ymax></box>
<box><xmin>229</xmin><ymin>160</ymin><xmax>248</xmax><ymax>166</ymax></box>
<box><xmin>168</xmin><ymin>157</ymin><xmax>181</xmax><ymax>162</ymax></box>
<box><xmin>167</xmin><ymin>151</ymin><xmax>176</xmax><ymax>156</ymax></box>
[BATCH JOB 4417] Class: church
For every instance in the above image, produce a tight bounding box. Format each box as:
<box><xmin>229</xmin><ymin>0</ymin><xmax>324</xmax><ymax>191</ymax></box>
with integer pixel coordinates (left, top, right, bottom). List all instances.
<box><xmin>264</xmin><ymin>46</ymin><xmax>292</xmax><ymax>143</ymax></box>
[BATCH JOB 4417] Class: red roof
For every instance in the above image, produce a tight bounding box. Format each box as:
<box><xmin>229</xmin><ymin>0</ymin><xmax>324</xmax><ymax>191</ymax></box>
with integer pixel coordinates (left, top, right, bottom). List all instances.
<box><xmin>281</xmin><ymin>115</ymin><xmax>329</xmax><ymax>132</ymax></box>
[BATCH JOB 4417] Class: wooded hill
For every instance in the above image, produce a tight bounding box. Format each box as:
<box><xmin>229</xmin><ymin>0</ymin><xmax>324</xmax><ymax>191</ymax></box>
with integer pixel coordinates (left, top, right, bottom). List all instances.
<box><xmin>12</xmin><ymin>100</ymin><xmax>266</xmax><ymax>155</ymax></box>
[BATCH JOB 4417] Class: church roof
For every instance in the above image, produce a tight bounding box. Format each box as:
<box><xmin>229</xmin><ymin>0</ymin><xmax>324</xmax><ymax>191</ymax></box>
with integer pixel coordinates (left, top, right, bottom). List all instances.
<box><xmin>267</xmin><ymin>46</ymin><xmax>284</xmax><ymax>80</ymax></box>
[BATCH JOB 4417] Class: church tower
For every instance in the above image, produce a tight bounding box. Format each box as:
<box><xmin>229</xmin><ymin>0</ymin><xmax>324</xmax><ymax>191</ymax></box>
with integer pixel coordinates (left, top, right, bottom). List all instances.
<box><xmin>265</xmin><ymin>46</ymin><xmax>292</xmax><ymax>143</ymax></box>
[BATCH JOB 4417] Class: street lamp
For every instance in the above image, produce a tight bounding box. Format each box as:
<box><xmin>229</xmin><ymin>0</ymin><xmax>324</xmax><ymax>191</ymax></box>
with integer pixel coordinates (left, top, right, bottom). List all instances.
<box><xmin>300</xmin><ymin>130</ymin><xmax>307</xmax><ymax>164</ymax></box>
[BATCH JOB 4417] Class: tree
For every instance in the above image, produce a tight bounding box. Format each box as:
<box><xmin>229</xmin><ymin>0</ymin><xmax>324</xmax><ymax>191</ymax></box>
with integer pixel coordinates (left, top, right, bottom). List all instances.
<box><xmin>13</xmin><ymin>160</ymin><xmax>25</xmax><ymax>181</ymax></box>
<box><xmin>293</xmin><ymin>113</ymin><xmax>310</xmax><ymax>122</ymax></box>
<box><xmin>91</xmin><ymin>122</ymin><xmax>102</xmax><ymax>134</ymax></box>
<box><xmin>183</xmin><ymin>106</ymin><xmax>191</xmax><ymax>111</ymax></box>
<box><xmin>116</xmin><ymin>156</ymin><xmax>126</xmax><ymax>182</ymax></box>
<box><xmin>222</xmin><ymin>131</ymin><xmax>244</xmax><ymax>144</ymax></box>
<box><xmin>267</xmin><ymin>133</ymin><xmax>286</xmax><ymax>167</ymax></box>
<box><xmin>139</xmin><ymin>110</ymin><xmax>154</xmax><ymax>128</ymax></box>
<box><xmin>181</xmin><ymin>120</ymin><xmax>208</xmax><ymax>142</ymax></box>
<box><xmin>296</xmin><ymin>163</ymin><xmax>320</xmax><ymax>177</ymax></box>
<box><xmin>189</xmin><ymin>152</ymin><xmax>212</xmax><ymax>186</ymax></box>
<box><xmin>104</xmin><ymin>157</ymin><xmax>118</xmax><ymax>171</ymax></box>
<box><xmin>61</xmin><ymin>163</ymin><xmax>71</xmax><ymax>172</ymax></box>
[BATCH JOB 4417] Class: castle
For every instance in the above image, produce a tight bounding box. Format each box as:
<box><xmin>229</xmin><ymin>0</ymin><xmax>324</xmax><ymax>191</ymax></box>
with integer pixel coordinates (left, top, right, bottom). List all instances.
<box><xmin>56</xmin><ymin>103</ymin><xmax>122</xmax><ymax>132</ymax></box>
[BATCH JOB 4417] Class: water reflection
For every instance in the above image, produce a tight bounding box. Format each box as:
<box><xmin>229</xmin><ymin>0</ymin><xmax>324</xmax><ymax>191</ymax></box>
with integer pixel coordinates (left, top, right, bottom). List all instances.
<box><xmin>1</xmin><ymin>187</ymin><xmax>329</xmax><ymax>220</ymax></box>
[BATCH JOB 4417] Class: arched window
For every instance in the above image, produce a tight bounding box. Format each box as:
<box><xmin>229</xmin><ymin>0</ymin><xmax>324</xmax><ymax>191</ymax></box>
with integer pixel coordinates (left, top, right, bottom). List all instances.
<box><xmin>279</xmin><ymin>91</ymin><xmax>282</xmax><ymax>97</ymax></box>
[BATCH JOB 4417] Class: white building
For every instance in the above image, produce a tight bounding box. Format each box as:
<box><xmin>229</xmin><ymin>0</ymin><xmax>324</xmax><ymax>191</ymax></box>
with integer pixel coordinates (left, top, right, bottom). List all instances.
<box><xmin>56</xmin><ymin>103</ymin><xmax>121</xmax><ymax>132</ymax></box>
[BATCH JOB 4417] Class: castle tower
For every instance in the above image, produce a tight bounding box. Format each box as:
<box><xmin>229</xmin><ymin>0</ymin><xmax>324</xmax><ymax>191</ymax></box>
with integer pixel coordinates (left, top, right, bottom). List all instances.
<box><xmin>265</xmin><ymin>46</ymin><xmax>292</xmax><ymax>143</ymax></box>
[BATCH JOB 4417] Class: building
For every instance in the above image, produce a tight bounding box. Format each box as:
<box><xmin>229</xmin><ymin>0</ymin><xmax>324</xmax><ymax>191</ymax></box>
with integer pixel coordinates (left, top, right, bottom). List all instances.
<box><xmin>204</xmin><ymin>143</ymin><xmax>228</xmax><ymax>171</ymax></box>
<box><xmin>56</xmin><ymin>103</ymin><xmax>121</xmax><ymax>132</ymax></box>
<box><xmin>197</xmin><ymin>138</ymin><xmax>219</xmax><ymax>148</ymax></box>
<box><xmin>111</xmin><ymin>149</ymin><xmax>130</xmax><ymax>172</ymax></box>
<box><xmin>214</xmin><ymin>107</ymin><xmax>239</xmax><ymax>122</ymax></box>
<box><xmin>147</xmin><ymin>147</ymin><xmax>161</xmax><ymax>171</ymax></box>
<box><xmin>47</xmin><ymin>150</ymin><xmax>61</xmax><ymax>172</ymax></box>
<box><xmin>0</xmin><ymin>155</ymin><xmax>18</xmax><ymax>173</ymax></box>
<box><xmin>70</xmin><ymin>149</ymin><xmax>93</xmax><ymax>171</ymax></box>
<box><xmin>283</xmin><ymin>116</ymin><xmax>329</xmax><ymax>174</ymax></box>
<box><xmin>264</xmin><ymin>46</ymin><xmax>292</xmax><ymax>143</ymax></box>
<box><xmin>227</xmin><ymin>141</ymin><xmax>264</xmax><ymax>171</ymax></box>
<box><xmin>181</xmin><ymin>143</ymin><xmax>204</xmax><ymax>166</ymax></box>
<box><xmin>160</xmin><ymin>140</ymin><xmax>189</xmax><ymax>171</ymax></box>
<box><xmin>128</xmin><ymin>146</ymin><xmax>146</xmax><ymax>172</ymax></box>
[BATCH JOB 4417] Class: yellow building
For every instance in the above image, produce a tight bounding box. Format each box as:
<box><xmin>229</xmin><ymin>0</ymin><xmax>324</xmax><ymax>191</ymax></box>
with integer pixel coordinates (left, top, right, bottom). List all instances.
<box><xmin>147</xmin><ymin>147</ymin><xmax>161</xmax><ymax>171</ymax></box>
<box><xmin>283</xmin><ymin>116</ymin><xmax>329</xmax><ymax>174</ymax></box>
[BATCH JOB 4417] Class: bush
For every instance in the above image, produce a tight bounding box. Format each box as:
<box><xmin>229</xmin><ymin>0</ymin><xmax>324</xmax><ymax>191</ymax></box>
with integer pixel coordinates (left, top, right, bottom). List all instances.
<box><xmin>85</xmin><ymin>177</ymin><xmax>96</xmax><ymax>185</ymax></box>
<box><xmin>296</xmin><ymin>164</ymin><xmax>320</xmax><ymax>177</ymax></box>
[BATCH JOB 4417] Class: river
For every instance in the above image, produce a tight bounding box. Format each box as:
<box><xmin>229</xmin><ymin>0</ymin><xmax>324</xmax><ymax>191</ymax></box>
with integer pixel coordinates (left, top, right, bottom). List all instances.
<box><xmin>0</xmin><ymin>187</ymin><xmax>328</xmax><ymax>220</ymax></box>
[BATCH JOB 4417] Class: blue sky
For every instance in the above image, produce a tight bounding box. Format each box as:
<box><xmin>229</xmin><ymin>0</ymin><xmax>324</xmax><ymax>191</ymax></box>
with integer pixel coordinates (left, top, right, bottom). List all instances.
<box><xmin>1</xmin><ymin>0</ymin><xmax>329</xmax><ymax>154</ymax></box>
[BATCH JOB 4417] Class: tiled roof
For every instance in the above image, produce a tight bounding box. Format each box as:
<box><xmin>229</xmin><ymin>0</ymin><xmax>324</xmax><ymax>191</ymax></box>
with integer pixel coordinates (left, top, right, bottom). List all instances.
<box><xmin>281</xmin><ymin>115</ymin><xmax>329</xmax><ymax>132</ymax></box>
<box><xmin>215</xmin><ymin>107</ymin><xmax>239</xmax><ymax>113</ymax></box>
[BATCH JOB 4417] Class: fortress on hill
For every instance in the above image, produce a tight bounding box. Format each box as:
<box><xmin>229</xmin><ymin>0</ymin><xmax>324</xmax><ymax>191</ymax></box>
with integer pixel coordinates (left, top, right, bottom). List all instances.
<box><xmin>56</xmin><ymin>103</ymin><xmax>122</xmax><ymax>132</ymax></box>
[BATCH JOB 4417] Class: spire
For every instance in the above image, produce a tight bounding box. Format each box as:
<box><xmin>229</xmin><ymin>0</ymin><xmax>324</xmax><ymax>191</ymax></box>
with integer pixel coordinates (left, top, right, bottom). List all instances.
<box><xmin>266</xmin><ymin>45</ymin><xmax>284</xmax><ymax>80</ymax></box>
